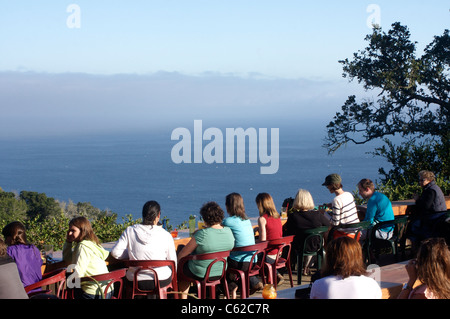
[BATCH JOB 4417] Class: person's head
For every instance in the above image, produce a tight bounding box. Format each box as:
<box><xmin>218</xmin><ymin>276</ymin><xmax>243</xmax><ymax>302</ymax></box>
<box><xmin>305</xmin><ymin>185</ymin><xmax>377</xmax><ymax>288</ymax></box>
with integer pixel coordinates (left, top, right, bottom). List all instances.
<box><xmin>225</xmin><ymin>193</ymin><xmax>248</xmax><ymax>220</ymax></box>
<box><xmin>142</xmin><ymin>200</ymin><xmax>161</xmax><ymax>226</ymax></box>
<box><xmin>357</xmin><ymin>178</ymin><xmax>375</xmax><ymax>199</ymax></box>
<box><xmin>200</xmin><ymin>202</ymin><xmax>225</xmax><ymax>227</ymax></box>
<box><xmin>255</xmin><ymin>193</ymin><xmax>279</xmax><ymax>218</ymax></box>
<box><xmin>322</xmin><ymin>174</ymin><xmax>343</xmax><ymax>193</ymax></box>
<box><xmin>321</xmin><ymin>236</ymin><xmax>367</xmax><ymax>279</ymax></box>
<box><xmin>68</xmin><ymin>216</ymin><xmax>101</xmax><ymax>245</ymax></box>
<box><xmin>415</xmin><ymin>237</ymin><xmax>450</xmax><ymax>299</ymax></box>
<box><xmin>2</xmin><ymin>221</ymin><xmax>28</xmax><ymax>246</ymax></box>
<box><xmin>292</xmin><ymin>189</ymin><xmax>315</xmax><ymax>211</ymax></box>
<box><xmin>418</xmin><ymin>170</ymin><xmax>435</xmax><ymax>188</ymax></box>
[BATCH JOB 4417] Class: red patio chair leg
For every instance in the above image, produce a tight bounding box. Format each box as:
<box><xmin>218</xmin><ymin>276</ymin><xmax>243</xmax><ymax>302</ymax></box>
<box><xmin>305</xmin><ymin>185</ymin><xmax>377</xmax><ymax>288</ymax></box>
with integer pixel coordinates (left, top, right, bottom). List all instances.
<box><xmin>222</xmin><ymin>278</ymin><xmax>230</xmax><ymax>299</ymax></box>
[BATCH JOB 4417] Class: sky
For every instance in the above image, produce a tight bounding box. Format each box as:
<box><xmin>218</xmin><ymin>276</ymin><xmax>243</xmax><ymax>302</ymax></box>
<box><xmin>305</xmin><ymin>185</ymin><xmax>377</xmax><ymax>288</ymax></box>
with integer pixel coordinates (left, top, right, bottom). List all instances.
<box><xmin>0</xmin><ymin>1</ymin><xmax>449</xmax><ymax>137</ymax></box>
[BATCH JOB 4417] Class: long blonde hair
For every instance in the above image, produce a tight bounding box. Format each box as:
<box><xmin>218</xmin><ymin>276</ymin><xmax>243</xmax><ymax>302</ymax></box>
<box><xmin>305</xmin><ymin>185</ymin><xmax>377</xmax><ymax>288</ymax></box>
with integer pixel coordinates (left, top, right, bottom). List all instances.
<box><xmin>255</xmin><ymin>193</ymin><xmax>279</xmax><ymax>218</ymax></box>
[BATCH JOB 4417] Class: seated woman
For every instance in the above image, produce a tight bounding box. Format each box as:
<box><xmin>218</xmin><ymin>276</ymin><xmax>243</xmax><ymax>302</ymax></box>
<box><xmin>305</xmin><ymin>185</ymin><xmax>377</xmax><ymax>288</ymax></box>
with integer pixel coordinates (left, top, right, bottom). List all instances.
<box><xmin>283</xmin><ymin>189</ymin><xmax>330</xmax><ymax>275</ymax></box>
<box><xmin>255</xmin><ymin>192</ymin><xmax>283</xmax><ymax>283</ymax></box>
<box><xmin>223</xmin><ymin>193</ymin><xmax>263</xmax><ymax>298</ymax></box>
<box><xmin>310</xmin><ymin>236</ymin><xmax>381</xmax><ymax>299</ymax></box>
<box><xmin>0</xmin><ymin>237</ymin><xmax>29</xmax><ymax>299</ymax></box>
<box><xmin>397</xmin><ymin>237</ymin><xmax>450</xmax><ymax>299</ymax></box>
<box><xmin>2</xmin><ymin>221</ymin><xmax>42</xmax><ymax>288</ymax></box>
<box><xmin>111</xmin><ymin>200</ymin><xmax>177</xmax><ymax>293</ymax></box>
<box><xmin>177</xmin><ymin>201</ymin><xmax>235</xmax><ymax>299</ymax></box>
<box><xmin>63</xmin><ymin>216</ymin><xmax>110</xmax><ymax>299</ymax></box>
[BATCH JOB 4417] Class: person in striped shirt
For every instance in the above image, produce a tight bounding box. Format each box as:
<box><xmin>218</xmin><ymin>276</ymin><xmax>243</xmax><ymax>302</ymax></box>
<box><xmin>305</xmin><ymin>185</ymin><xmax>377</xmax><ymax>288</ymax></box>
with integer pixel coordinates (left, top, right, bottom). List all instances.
<box><xmin>322</xmin><ymin>174</ymin><xmax>359</xmax><ymax>234</ymax></box>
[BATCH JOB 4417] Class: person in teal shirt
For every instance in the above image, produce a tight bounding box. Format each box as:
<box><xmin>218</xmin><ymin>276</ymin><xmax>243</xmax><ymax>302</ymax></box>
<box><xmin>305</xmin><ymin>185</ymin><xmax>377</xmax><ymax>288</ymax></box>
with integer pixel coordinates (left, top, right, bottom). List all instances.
<box><xmin>223</xmin><ymin>193</ymin><xmax>263</xmax><ymax>298</ymax></box>
<box><xmin>177</xmin><ymin>201</ymin><xmax>235</xmax><ymax>299</ymax></box>
<box><xmin>357</xmin><ymin>178</ymin><xmax>395</xmax><ymax>239</ymax></box>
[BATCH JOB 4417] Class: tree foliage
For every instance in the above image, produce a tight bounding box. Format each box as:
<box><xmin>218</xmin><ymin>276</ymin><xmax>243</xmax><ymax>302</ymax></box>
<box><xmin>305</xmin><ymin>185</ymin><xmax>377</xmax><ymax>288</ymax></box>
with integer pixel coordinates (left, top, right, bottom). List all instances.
<box><xmin>19</xmin><ymin>191</ymin><xmax>61</xmax><ymax>221</ymax></box>
<box><xmin>325</xmin><ymin>23</ymin><xmax>449</xmax><ymax>152</ymax></box>
<box><xmin>325</xmin><ymin>22</ymin><xmax>449</xmax><ymax>197</ymax></box>
<box><xmin>0</xmin><ymin>191</ymin><xmax>28</xmax><ymax>223</ymax></box>
<box><xmin>0</xmin><ymin>188</ymin><xmax>175</xmax><ymax>251</ymax></box>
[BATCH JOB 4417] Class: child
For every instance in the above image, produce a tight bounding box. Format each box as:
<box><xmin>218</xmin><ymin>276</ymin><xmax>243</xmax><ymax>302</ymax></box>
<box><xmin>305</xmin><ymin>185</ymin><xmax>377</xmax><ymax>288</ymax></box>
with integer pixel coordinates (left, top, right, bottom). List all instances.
<box><xmin>2</xmin><ymin>221</ymin><xmax>42</xmax><ymax>288</ymax></box>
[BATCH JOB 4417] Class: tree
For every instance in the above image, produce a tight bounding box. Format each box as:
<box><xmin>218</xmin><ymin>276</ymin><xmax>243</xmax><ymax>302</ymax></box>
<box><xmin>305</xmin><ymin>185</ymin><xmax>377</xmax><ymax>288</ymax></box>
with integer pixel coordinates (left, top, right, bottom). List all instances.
<box><xmin>0</xmin><ymin>191</ymin><xmax>28</xmax><ymax>224</ymax></box>
<box><xmin>19</xmin><ymin>191</ymin><xmax>61</xmax><ymax>221</ymax></box>
<box><xmin>325</xmin><ymin>22</ymin><xmax>449</xmax><ymax>194</ymax></box>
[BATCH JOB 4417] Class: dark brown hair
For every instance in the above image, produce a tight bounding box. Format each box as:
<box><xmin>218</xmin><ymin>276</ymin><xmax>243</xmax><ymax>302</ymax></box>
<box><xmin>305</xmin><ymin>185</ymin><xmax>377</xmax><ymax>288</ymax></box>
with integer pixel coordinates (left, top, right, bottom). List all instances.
<box><xmin>142</xmin><ymin>200</ymin><xmax>161</xmax><ymax>225</ymax></box>
<box><xmin>200</xmin><ymin>202</ymin><xmax>225</xmax><ymax>227</ymax></box>
<box><xmin>225</xmin><ymin>193</ymin><xmax>248</xmax><ymax>220</ymax></box>
<box><xmin>321</xmin><ymin>236</ymin><xmax>367</xmax><ymax>279</ymax></box>
<box><xmin>2</xmin><ymin>221</ymin><xmax>28</xmax><ymax>245</ymax></box>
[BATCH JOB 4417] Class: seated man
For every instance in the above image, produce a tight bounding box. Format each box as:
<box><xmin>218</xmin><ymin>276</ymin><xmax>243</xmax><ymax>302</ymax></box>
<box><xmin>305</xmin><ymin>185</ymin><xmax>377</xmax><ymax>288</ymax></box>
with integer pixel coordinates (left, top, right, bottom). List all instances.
<box><xmin>410</xmin><ymin>170</ymin><xmax>447</xmax><ymax>245</ymax></box>
<box><xmin>357</xmin><ymin>178</ymin><xmax>395</xmax><ymax>240</ymax></box>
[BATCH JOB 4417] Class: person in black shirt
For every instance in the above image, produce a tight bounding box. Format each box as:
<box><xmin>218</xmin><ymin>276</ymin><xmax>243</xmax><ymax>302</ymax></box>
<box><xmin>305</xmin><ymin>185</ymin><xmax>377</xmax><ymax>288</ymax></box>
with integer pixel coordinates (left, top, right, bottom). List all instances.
<box><xmin>283</xmin><ymin>189</ymin><xmax>330</xmax><ymax>275</ymax></box>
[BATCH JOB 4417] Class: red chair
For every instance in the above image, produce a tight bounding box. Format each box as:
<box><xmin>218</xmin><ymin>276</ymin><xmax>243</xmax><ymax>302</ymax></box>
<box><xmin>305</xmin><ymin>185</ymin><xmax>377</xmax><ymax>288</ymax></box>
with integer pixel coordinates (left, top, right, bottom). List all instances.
<box><xmin>227</xmin><ymin>241</ymin><xmax>268</xmax><ymax>299</ymax></box>
<box><xmin>264</xmin><ymin>235</ymin><xmax>295</xmax><ymax>289</ymax></box>
<box><xmin>177</xmin><ymin>250</ymin><xmax>231</xmax><ymax>299</ymax></box>
<box><xmin>67</xmin><ymin>268</ymin><xmax>127</xmax><ymax>299</ymax></box>
<box><xmin>24</xmin><ymin>268</ymin><xmax>67</xmax><ymax>299</ymax></box>
<box><xmin>124</xmin><ymin>260</ymin><xmax>178</xmax><ymax>299</ymax></box>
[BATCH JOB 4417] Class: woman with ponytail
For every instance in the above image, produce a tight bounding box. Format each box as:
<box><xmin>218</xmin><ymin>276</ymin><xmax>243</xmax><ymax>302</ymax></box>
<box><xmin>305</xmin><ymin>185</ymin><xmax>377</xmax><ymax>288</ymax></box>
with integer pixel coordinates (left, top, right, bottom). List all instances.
<box><xmin>111</xmin><ymin>200</ymin><xmax>177</xmax><ymax>292</ymax></box>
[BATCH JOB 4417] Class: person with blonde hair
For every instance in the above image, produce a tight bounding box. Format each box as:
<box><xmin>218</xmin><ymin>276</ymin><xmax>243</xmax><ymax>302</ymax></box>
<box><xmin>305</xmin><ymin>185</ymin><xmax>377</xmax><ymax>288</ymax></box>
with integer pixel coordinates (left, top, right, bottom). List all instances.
<box><xmin>398</xmin><ymin>237</ymin><xmax>450</xmax><ymax>299</ymax></box>
<box><xmin>255</xmin><ymin>193</ymin><xmax>284</xmax><ymax>284</ymax></box>
<box><xmin>255</xmin><ymin>192</ymin><xmax>282</xmax><ymax>243</ymax></box>
<box><xmin>310</xmin><ymin>236</ymin><xmax>381</xmax><ymax>299</ymax></box>
<box><xmin>284</xmin><ymin>189</ymin><xmax>330</xmax><ymax>275</ymax></box>
<box><xmin>63</xmin><ymin>216</ymin><xmax>110</xmax><ymax>299</ymax></box>
<box><xmin>292</xmin><ymin>188</ymin><xmax>315</xmax><ymax>211</ymax></box>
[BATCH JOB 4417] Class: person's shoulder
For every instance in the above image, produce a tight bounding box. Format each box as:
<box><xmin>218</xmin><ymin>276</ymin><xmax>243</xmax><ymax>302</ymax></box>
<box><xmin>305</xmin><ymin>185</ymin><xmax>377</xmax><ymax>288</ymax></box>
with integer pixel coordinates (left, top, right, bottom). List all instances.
<box><xmin>312</xmin><ymin>275</ymin><xmax>337</xmax><ymax>287</ymax></box>
<box><xmin>223</xmin><ymin>216</ymin><xmax>238</xmax><ymax>225</ymax></box>
<box><xmin>358</xmin><ymin>274</ymin><xmax>380</xmax><ymax>286</ymax></box>
<box><xmin>373</xmin><ymin>191</ymin><xmax>388</xmax><ymax>200</ymax></box>
<box><xmin>343</xmin><ymin>191</ymin><xmax>355</xmax><ymax>199</ymax></box>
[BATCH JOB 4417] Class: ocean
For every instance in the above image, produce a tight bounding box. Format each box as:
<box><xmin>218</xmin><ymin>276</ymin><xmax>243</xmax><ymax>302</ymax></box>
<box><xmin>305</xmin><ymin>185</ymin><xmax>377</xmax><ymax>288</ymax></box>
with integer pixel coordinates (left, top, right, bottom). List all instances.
<box><xmin>0</xmin><ymin>121</ymin><xmax>390</xmax><ymax>228</ymax></box>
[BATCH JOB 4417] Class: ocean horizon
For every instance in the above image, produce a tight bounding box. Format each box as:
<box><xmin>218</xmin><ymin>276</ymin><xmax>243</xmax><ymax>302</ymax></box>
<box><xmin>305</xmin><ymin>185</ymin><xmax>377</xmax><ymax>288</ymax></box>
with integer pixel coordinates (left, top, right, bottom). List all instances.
<box><xmin>0</xmin><ymin>120</ymin><xmax>390</xmax><ymax>227</ymax></box>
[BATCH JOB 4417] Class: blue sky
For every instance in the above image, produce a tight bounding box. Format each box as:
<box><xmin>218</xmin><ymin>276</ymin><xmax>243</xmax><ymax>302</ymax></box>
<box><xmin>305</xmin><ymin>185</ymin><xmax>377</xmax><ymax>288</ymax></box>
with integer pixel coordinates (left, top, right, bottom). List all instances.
<box><xmin>1</xmin><ymin>1</ymin><xmax>448</xmax><ymax>78</ymax></box>
<box><xmin>0</xmin><ymin>1</ymin><xmax>448</xmax><ymax>137</ymax></box>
